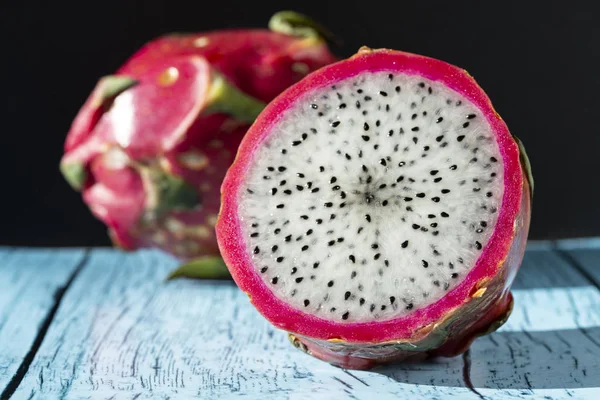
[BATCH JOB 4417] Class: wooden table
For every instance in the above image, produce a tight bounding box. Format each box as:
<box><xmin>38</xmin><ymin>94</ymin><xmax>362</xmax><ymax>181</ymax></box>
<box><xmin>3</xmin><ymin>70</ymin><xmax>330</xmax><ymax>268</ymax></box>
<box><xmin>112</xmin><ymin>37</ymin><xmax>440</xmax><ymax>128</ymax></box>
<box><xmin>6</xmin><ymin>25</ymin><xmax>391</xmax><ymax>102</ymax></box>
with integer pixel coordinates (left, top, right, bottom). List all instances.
<box><xmin>0</xmin><ymin>240</ymin><xmax>598</xmax><ymax>400</ymax></box>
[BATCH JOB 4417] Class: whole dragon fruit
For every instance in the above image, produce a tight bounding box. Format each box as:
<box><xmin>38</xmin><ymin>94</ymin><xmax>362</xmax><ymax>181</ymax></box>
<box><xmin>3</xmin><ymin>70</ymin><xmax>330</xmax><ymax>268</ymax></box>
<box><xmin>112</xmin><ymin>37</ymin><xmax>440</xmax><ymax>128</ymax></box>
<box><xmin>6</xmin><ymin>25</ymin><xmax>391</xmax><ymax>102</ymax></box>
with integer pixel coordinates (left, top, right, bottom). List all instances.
<box><xmin>60</xmin><ymin>12</ymin><xmax>336</xmax><ymax>268</ymax></box>
<box><xmin>216</xmin><ymin>47</ymin><xmax>532</xmax><ymax>368</ymax></box>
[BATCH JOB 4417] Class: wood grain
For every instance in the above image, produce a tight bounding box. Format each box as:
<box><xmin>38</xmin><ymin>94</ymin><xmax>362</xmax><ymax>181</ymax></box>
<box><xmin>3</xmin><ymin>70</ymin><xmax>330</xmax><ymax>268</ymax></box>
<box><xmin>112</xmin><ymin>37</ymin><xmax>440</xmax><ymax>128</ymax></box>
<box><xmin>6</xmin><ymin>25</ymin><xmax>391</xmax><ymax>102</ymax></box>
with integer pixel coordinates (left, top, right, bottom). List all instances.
<box><xmin>2</xmin><ymin>243</ymin><xmax>599</xmax><ymax>399</ymax></box>
<box><xmin>0</xmin><ymin>248</ymin><xmax>86</xmax><ymax>398</ymax></box>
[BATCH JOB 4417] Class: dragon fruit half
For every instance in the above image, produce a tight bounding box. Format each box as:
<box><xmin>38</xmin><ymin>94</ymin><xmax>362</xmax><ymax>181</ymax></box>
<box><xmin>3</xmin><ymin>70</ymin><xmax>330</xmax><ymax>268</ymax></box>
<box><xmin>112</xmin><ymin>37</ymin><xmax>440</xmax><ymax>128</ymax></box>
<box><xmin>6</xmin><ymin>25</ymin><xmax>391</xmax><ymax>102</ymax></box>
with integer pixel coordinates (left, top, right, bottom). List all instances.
<box><xmin>216</xmin><ymin>47</ymin><xmax>533</xmax><ymax>369</ymax></box>
<box><xmin>60</xmin><ymin>11</ymin><xmax>336</xmax><ymax>264</ymax></box>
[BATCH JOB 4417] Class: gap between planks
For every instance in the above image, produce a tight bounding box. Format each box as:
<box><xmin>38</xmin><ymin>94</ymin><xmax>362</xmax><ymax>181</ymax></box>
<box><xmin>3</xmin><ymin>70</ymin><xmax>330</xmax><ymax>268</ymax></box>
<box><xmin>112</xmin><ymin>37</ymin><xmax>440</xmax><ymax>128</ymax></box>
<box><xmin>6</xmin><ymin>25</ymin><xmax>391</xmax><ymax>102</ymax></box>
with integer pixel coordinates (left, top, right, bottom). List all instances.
<box><xmin>0</xmin><ymin>249</ymin><xmax>90</xmax><ymax>400</ymax></box>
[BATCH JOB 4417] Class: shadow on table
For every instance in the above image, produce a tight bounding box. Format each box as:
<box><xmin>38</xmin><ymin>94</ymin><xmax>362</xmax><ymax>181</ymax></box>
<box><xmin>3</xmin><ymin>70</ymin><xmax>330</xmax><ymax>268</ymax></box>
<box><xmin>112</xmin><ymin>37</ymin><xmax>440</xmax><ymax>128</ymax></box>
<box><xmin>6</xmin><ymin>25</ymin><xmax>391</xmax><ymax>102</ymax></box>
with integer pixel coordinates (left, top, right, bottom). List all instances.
<box><xmin>375</xmin><ymin>327</ymin><xmax>600</xmax><ymax>390</ymax></box>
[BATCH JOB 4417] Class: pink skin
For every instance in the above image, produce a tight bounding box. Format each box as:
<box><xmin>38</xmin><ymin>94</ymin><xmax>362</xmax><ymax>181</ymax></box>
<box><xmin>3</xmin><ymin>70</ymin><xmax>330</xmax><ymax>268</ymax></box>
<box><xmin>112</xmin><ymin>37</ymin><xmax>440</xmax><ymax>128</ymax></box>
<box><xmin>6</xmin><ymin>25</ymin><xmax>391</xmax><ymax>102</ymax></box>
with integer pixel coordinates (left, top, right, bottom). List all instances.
<box><xmin>217</xmin><ymin>48</ymin><xmax>530</xmax><ymax>351</ymax></box>
<box><xmin>61</xmin><ymin>28</ymin><xmax>335</xmax><ymax>259</ymax></box>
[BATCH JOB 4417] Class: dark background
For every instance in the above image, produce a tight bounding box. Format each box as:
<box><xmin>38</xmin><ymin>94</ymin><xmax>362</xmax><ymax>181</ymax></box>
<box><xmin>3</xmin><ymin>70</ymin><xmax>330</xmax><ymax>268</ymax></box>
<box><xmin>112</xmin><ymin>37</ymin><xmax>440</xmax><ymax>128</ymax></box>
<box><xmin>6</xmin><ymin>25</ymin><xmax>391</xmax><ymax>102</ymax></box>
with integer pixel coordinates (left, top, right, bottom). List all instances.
<box><xmin>1</xmin><ymin>0</ymin><xmax>598</xmax><ymax>246</ymax></box>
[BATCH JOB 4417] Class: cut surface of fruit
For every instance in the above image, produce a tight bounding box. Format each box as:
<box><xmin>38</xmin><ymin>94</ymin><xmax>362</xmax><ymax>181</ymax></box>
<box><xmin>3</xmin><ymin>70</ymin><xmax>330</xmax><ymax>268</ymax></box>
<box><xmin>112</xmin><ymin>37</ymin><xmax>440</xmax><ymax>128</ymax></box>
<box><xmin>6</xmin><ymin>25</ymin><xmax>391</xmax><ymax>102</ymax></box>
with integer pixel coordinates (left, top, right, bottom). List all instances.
<box><xmin>217</xmin><ymin>48</ymin><xmax>528</xmax><ymax>348</ymax></box>
<box><xmin>237</xmin><ymin>72</ymin><xmax>504</xmax><ymax>323</ymax></box>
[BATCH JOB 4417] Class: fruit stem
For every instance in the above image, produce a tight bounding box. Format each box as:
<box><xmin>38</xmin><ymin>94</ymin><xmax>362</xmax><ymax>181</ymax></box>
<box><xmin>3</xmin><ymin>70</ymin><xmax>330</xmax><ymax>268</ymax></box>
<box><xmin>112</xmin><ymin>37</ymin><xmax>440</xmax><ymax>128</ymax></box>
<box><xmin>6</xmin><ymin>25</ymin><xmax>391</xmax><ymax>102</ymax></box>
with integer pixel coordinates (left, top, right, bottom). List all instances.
<box><xmin>206</xmin><ymin>73</ymin><xmax>266</xmax><ymax>123</ymax></box>
<box><xmin>269</xmin><ymin>10</ymin><xmax>339</xmax><ymax>45</ymax></box>
<box><xmin>165</xmin><ymin>256</ymin><xmax>231</xmax><ymax>280</ymax></box>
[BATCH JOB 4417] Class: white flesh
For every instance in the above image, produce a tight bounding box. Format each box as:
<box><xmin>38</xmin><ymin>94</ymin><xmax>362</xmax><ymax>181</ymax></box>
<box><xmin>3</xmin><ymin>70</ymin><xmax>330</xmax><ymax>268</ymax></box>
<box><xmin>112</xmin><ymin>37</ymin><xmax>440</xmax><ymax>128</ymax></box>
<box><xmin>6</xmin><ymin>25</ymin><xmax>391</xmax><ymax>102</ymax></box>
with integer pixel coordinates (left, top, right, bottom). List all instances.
<box><xmin>238</xmin><ymin>72</ymin><xmax>504</xmax><ymax>323</ymax></box>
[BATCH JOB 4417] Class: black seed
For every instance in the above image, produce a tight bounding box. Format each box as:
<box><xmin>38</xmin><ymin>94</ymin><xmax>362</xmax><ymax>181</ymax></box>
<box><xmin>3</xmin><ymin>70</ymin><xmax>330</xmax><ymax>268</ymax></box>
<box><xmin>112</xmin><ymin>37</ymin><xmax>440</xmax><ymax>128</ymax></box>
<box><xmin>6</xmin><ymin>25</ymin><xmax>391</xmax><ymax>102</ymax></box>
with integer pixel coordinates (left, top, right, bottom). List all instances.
<box><xmin>473</xmin><ymin>188</ymin><xmax>481</xmax><ymax>192</ymax></box>
<box><xmin>311</xmin><ymin>104</ymin><xmax>318</xmax><ymax>109</ymax></box>
<box><xmin>342</xmin><ymin>312</ymin><xmax>349</xmax><ymax>320</ymax></box>
<box><xmin>253</xmin><ymin>246</ymin><xmax>260</xmax><ymax>254</ymax></box>
<box><xmin>379</xmin><ymin>91</ymin><xmax>388</xmax><ymax>97</ymax></box>
<box><xmin>412</xmin><ymin>224</ymin><xmax>420</xmax><ymax>230</ymax></box>
<box><xmin>434</xmin><ymin>177</ymin><xmax>442</xmax><ymax>183</ymax></box>
<box><xmin>463</xmin><ymin>122</ymin><xmax>470</xmax><ymax>128</ymax></box>
<box><xmin>411</xmin><ymin>126</ymin><xmax>420</xmax><ymax>132</ymax></box>
<box><xmin>364</xmin><ymin>96</ymin><xmax>372</xmax><ymax>101</ymax></box>
<box><xmin>450</xmin><ymin>165</ymin><xmax>457</xmax><ymax>170</ymax></box>
<box><xmin>344</xmin><ymin>291</ymin><xmax>351</xmax><ymax>300</ymax></box>
<box><xmin>301</xmin><ymin>245</ymin><xmax>309</xmax><ymax>251</ymax></box>
<box><xmin>416</xmin><ymin>193</ymin><xmax>425</xmax><ymax>198</ymax></box>
<box><xmin>260</xmin><ymin>266</ymin><xmax>268</xmax><ymax>274</ymax></box>
<box><xmin>250</xmin><ymin>232</ymin><xmax>259</xmax><ymax>238</ymax></box>
<box><xmin>374</xmin><ymin>253</ymin><xmax>381</xmax><ymax>260</ymax></box>
<box><xmin>396</xmin><ymin>175</ymin><xmax>405</xmax><ymax>183</ymax></box>
<box><xmin>366</xmin><ymin>214</ymin><xmax>372</xmax><ymax>223</ymax></box>
<box><xmin>470</xmin><ymin>157</ymin><xmax>478</xmax><ymax>163</ymax></box>
<box><xmin>274</xmin><ymin>228</ymin><xmax>281</xmax><ymax>234</ymax></box>
<box><xmin>379</xmin><ymin>158</ymin><xmax>387</xmax><ymax>166</ymax></box>
<box><xmin>284</xmin><ymin>189</ymin><xmax>292</xmax><ymax>195</ymax></box>
<box><xmin>311</xmin><ymin>188</ymin><xmax>320</xmax><ymax>193</ymax></box>
<box><xmin>324</xmin><ymin>202</ymin><xmax>333</xmax><ymax>208</ymax></box>
<box><xmin>276</xmin><ymin>256</ymin><xmax>285</xmax><ymax>263</ymax></box>
<box><xmin>430</xmin><ymin>222</ymin><xmax>438</xmax><ymax>228</ymax></box>
<box><xmin>328</xmin><ymin>280</ymin><xmax>334</xmax><ymax>287</ymax></box>
<box><xmin>486</xmin><ymin>192</ymin><xmax>493</xmax><ymax>197</ymax></box>
<box><xmin>276</xmin><ymin>204</ymin><xmax>285</xmax><ymax>209</ymax></box>
<box><xmin>490</xmin><ymin>156</ymin><xmax>498</xmax><ymax>163</ymax></box>
<box><xmin>432</xmin><ymin>197</ymin><xmax>440</xmax><ymax>202</ymax></box>
<box><xmin>337</xmin><ymin>237</ymin><xmax>344</xmax><ymax>243</ymax></box>
<box><xmin>467</xmin><ymin>113</ymin><xmax>476</xmax><ymax>119</ymax></box>
<box><xmin>411</xmin><ymin>113</ymin><xmax>418</xmax><ymax>120</ymax></box>
<box><xmin>457</xmin><ymin>135</ymin><xmax>465</xmax><ymax>142</ymax></box>
<box><xmin>331</xmin><ymin>121</ymin><xmax>340</xmax><ymax>128</ymax></box>
<box><xmin>316</xmin><ymin>219</ymin><xmax>323</xmax><ymax>224</ymax></box>
<box><xmin>345</xmin><ymin>153</ymin><xmax>351</xmax><ymax>160</ymax></box>
<box><xmin>304</xmin><ymin>299</ymin><xmax>310</xmax><ymax>307</ymax></box>
<box><xmin>475</xmin><ymin>241</ymin><xmax>483</xmax><ymax>250</ymax></box>
<box><xmin>441</xmin><ymin>212</ymin><xmax>449</xmax><ymax>218</ymax></box>
<box><xmin>370</xmin><ymin>304</ymin><xmax>376</xmax><ymax>312</ymax></box>
<box><xmin>271</xmin><ymin>277</ymin><xmax>278</xmax><ymax>284</ymax></box>
<box><xmin>280</xmin><ymin>180</ymin><xmax>287</xmax><ymax>186</ymax></box>
<box><xmin>285</xmin><ymin>235</ymin><xmax>292</xmax><ymax>242</ymax></box>
<box><xmin>441</xmin><ymin>189</ymin><xmax>451</xmax><ymax>194</ymax></box>
<box><xmin>406</xmin><ymin>303</ymin><xmax>414</xmax><ymax>310</ymax></box>
<box><xmin>382</xmin><ymin>200</ymin><xmax>389</xmax><ymax>206</ymax></box>
<box><xmin>451</xmin><ymin>273</ymin><xmax>459</xmax><ymax>279</ymax></box>
<box><xmin>292</xmin><ymin>140</ymin><xmax>302</xmax><ymax>146</ymax></box>
<box><xmin>433</xmin><ymin>280</ymin><xmax>440</xmax><ymax>287</ymax></box>
<box><xmin>313</xmin><ymin>262</ymin><xmax>320</xmax><ymax>269</ymax></box>
<box><xmin>404</xmin><ymin>197</ymin><xmax>413</xmax><ymax>202</ymax></box>
<box><xmin>412</xmin><ymin>137</ymin><xmax>418</xmax><ymax>144</ymax></box>
<box><xmin>436</xmin><ymin>117</ymin><xmax>444</xmax><ymax>123</ymax></box>
<box><xmin>371</xmin><ymin>243</ymin><xmax>379</xmax><ymax>249</ymax></box>
<box><xmin>271</xmin><ymin>188</ymin><xmax>278</xmax><ymax>195</ymax></box>
<box><xmin>381</xmin><ymin>305</ymin><xmax>387</xmax><ymax>311</ymax></box>
<box><xmin>430</xmin><ymin>170</ymin><xmax>439</xmax><ymax>176</ymax></box>
<box><xmin>291</xmin><ymin>267</ymin><xmax>297</xmax><ymax>275</ymax></box>
<box><xmin>423</xmin><ymin>146</ymin><xmax>430</xmax><ymax>151</ymax></box>
<box><xmin>295</xmin><ymin>277</ymin><xmax>304</xmax><ymax>283</ymax></box>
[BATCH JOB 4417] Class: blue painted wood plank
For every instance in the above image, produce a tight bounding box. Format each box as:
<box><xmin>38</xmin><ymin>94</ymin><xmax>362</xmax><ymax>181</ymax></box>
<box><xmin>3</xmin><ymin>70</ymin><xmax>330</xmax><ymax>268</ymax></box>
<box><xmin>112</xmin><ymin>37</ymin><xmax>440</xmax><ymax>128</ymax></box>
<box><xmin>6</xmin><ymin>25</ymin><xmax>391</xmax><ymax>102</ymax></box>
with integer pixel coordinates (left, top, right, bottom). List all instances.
<box><xmin>556</xmin><ymin>241</ymin><xmax>600</xmax><ymax>288</ymax></box>
<box><xmin>7</xmin><ymin>245</ymin><xmax>600</xmax><ymax>399</ymax></box>
<box><xmin>0</xmin><ymin>248</ymin><xmax>85</xmax><ymax>396</ymax></box>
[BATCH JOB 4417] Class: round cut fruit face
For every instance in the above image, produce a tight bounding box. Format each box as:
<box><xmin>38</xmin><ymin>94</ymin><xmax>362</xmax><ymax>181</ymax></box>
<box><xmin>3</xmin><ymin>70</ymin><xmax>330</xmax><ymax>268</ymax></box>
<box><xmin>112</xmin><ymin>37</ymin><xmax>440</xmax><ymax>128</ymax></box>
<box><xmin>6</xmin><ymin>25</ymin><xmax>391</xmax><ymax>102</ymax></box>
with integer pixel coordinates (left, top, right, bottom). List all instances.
<box><xmin>237</xmin><ymin>72</ymin><xmax>504</xmax><ymax>323</ymax></box>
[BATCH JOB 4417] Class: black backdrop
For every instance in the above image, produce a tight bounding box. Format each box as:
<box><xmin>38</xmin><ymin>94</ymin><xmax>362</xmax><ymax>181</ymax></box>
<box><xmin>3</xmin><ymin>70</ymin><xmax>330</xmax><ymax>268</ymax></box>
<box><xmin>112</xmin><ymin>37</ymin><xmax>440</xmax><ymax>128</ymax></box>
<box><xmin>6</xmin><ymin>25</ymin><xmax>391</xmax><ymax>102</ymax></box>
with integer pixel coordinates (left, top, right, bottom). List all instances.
<box><xmin>1</xmin><ymin>0</ymin><xmax>598</xmax><ymax>246</ymax></box>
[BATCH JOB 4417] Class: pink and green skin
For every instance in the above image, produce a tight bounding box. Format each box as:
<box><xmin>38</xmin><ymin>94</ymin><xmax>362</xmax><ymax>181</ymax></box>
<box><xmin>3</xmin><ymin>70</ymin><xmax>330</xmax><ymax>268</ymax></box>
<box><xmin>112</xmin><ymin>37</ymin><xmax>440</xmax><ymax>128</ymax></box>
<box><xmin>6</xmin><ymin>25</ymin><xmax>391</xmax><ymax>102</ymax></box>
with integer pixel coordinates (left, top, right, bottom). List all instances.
<box><xmin>216</xmin><ymin>48</ymin><xmax>533</xmax><ymax>369</ymax></box>
<box><xmin>60</xmin><ymin>12</ymin><xmax>337</xmax><ymax>272</ymax></box>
